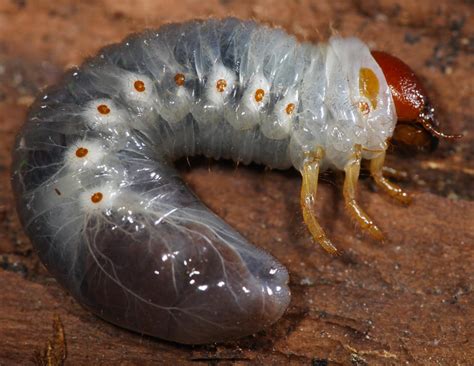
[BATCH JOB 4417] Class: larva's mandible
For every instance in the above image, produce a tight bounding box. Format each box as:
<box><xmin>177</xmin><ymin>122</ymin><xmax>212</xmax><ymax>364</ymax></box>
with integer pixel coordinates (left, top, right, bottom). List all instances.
<box><xmin>12</xmin><ymin>18</ymin><xmax>459</xmax><ymax>344</ymax></box>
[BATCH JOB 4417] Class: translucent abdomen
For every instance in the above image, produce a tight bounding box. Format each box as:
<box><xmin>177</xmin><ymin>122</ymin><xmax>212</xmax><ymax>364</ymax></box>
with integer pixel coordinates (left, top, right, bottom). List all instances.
<box><xmin>12</xmin><ymin>18</ymin><xmax>296</xmax><ymax>344</ymax></box>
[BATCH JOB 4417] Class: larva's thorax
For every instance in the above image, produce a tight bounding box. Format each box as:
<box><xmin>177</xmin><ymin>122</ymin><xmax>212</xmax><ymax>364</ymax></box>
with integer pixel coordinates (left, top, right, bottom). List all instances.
<box><xmin>291</xmin><ymin>37</ymin><xmax>396</xmax><ymax>170</ymax></box>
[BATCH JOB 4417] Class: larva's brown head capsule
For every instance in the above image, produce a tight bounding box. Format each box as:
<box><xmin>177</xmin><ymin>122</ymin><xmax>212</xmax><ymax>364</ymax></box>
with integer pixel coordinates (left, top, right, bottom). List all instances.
<box><xmin>372</xmin><ymin>51</ymin><xmax>462</xmax><ymax>151</ymax></box>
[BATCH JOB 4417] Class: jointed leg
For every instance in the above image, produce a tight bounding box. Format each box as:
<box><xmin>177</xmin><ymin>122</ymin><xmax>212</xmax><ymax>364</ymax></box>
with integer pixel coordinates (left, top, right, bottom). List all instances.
<box><xmin>300</xmin><ymin>148</ymin><xmax>340</xmax><ymax>255</ymax></box>
<box><xmin>343</xmin><ymin>145</ymin><xmax>384</xmax><ymax>241</ymax></box>
<box><xmin>371</xmin><ymin>151</ymin><xmax>412</xmax><ymax>205</ymax></box>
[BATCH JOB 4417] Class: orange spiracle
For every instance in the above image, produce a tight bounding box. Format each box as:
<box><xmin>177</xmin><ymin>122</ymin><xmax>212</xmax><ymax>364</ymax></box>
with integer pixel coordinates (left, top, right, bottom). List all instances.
<box><xmin>134</xmin><ymin>80</ymin><xmax>146</xmax><ymax>92</ymax></box>
<box><xmin>358</xmin><ymin>101</ymin><xmax>370</xmax><ymax>115</ymax></box>
<box><xmin>75</xmin><ymin>147</ymin><xmax>89</xmax><ymax>158</ymax></box>
<box><xmin>174</xmin><ymin>73</ymin><xmax>185</xmax><ymax>86</ymax></box>
<box><xmin>90</xmin><ymin>192</ymin><xmax>103</xmax><ymax>203</ymax></box>
<box><xmin>285</xmin><ymin>103</ymin><xmax>295</xmax><ymax>115</ymax></box>
<box><xmin>216</xmin><ymin>79</ymin><xmax>227</xmax><ymax>92</ymax></box>
<box><xmin>254</xmin><ymin>89</ymin><xmax>265</xmax><ymax>102</ymax></box>
<box><xmin>97</xmin><ymin>104</ymin><xmax>111</xmax><ymax>115</ymax></box>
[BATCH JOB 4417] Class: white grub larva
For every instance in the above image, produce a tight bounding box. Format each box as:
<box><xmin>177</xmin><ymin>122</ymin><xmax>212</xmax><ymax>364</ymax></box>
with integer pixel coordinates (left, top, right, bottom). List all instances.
<box><xmin>12</xmin><ymin>18</ymin><xmax>459</xmax><ymax>345</ymax></box>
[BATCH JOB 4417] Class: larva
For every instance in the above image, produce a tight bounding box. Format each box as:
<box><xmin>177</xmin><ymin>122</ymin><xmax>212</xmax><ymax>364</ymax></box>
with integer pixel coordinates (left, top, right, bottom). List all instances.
<box><xmin>12</xmin><ymin>18</ymin><xmax>460</xmax><ymax>344</ymax></box>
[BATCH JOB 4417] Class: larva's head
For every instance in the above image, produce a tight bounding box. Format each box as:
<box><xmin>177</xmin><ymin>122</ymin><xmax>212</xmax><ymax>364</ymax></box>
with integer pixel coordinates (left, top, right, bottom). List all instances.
<box><xmin>371</xmin><ymin>51</ymin><xmax>462</xmax><ymax>151</ymax></box>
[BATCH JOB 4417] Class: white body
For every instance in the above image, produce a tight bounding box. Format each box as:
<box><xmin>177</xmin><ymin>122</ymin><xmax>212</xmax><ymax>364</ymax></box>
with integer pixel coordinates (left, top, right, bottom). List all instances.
<box><xmin>12</xmin><ymin>19</ymin><xmax>396</xmax><ymax>344</ymax></box>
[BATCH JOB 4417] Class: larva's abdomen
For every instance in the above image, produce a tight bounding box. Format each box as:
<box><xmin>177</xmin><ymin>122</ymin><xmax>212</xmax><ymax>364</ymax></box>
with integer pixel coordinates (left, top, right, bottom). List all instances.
<box><xmin>78</xmin><ymin>175</ymin><xmax>290</xmax><ymax>344</ymax></box>
<box><xmin>12</xmin><ymin>18</ymin><xmax>295</xmax><ymax>344</ymax></box>
<box><xmin>13</xmin><ymin>117</ymin><xmax>291</xmax><ymax>344</ymax></box>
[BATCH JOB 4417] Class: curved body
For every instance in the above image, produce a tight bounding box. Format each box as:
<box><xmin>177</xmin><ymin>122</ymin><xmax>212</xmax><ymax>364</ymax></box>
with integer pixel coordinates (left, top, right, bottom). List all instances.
<box><xmin>12</xmin><ymin>18</ymin><xmax>397</xmax><ymax>344</ymax></box>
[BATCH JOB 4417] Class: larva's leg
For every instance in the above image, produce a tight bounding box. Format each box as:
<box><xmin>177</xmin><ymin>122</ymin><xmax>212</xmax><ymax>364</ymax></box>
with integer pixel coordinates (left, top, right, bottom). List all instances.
<box><xmin>300</xmin><ymin>148</ymin><xmax>340</xmax><ymax>255</ymax></box>
<box><xmin>371</xmin><ymin>151</ymin><xmax>412</xmax><ymax>205</ymax></box>
<box><xmin>343</xmin><ymin>145</ymin><xmax>384</xmax><ymax>241</ymax></box>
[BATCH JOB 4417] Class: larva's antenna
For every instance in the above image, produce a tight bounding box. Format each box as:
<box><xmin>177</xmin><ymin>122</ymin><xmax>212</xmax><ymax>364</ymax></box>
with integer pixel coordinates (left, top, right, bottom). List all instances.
<box><xmin>419</xmin><ymin>118</ymin><xmax>463</xmax><ymax>140</ymax></box>
<box><xmin>417</xmin><ymin>101</ymin><xmax>463</xmax><ymax>140</ymax></box>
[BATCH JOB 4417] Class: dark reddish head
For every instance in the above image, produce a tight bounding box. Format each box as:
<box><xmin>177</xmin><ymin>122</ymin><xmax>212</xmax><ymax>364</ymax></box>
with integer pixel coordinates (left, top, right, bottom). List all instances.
<box><xmin>371</xmin><ymin>51</ymin><xmax>462</xmax><ymax>151</ymax></box>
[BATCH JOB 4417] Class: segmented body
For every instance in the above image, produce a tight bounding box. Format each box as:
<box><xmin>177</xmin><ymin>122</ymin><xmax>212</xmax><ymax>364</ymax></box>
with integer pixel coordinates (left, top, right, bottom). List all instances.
<box><xmin>12</xmin><ymin>18</ymin><xmax>396</xmax><ymax>344</ymax></box>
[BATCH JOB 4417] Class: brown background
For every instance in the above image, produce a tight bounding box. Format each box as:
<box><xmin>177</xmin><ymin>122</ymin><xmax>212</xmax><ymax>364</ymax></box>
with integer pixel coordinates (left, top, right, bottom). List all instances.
<box><xmin>0</xmin><ymin>0</ymin><xmax>473</xmax><ymax>364</ymax></box>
